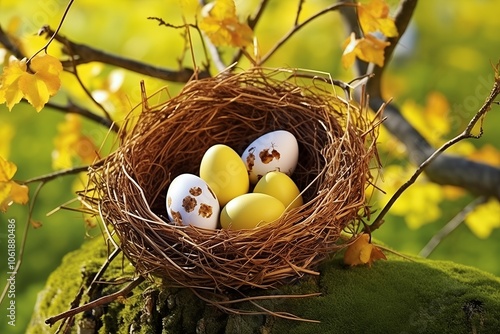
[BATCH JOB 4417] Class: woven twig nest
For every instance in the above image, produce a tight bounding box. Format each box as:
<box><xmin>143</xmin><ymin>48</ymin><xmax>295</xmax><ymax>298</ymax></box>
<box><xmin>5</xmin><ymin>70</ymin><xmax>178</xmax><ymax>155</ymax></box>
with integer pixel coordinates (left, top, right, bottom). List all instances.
<box><xmin>84</xmin><ymin>67</ymin><xmax>376</xmax><ymax>294</ymax></box>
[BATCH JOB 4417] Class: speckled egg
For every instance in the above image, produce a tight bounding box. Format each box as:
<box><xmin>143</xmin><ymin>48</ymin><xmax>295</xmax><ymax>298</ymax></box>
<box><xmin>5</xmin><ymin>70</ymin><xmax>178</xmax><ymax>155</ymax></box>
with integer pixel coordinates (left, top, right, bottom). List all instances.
<box><xmin>241</xmin><ymin>130</ymin><xmax>299</xmax><ymax>184</ymax></box>
<box><xmin>166</xmin><ymin>173</ymin><xmax>220</xmax><ymax>229</ymax></box>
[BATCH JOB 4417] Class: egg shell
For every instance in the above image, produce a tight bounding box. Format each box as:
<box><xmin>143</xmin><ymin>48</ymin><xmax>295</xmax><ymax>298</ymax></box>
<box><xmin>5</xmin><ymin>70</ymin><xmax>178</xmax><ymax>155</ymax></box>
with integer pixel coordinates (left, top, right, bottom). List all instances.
<box><xmin>241</xmin><ymin>130</ymin><xmax>299</xmax><ymax>184</ymax></box>
<box><xmin>253</xmin><ymin>171</ymin><xmax>303</xmax><ymax>211</ymax></box>
<box><xmin>200</xmin><ymin>144</ymin><xmax>250</xmax><ymax>206</ymax></box>
<box><xmin>220</xmin><ymin>193</ymin><xmax>285</xmax><ymax>230</ymax></box>
<box><xmin>166</xmin><ymin>173</ymin><xmax>220</xmax><ymax>229</ymax></box>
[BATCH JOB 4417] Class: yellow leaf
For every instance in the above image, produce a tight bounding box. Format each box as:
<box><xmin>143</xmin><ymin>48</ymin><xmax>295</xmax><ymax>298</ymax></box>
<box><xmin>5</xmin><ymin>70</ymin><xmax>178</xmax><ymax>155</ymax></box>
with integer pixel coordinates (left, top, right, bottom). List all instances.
<box><xmin>0</xmin><ymin>156</ymin><xmax>29</xmax><ymax>212</ymax></box>
<box><xmin>344</xmin><ymin>234</ymin><xmax>387</xmax><ymax>267</ymax></box>
<box><xmin>0</xmin><ymin>155</ymin><xmax>17</xmax><ymax>182</ymax></box>
<box><xmin>377</xmin><ymin>165</ymin><xmax>444</xmax><ymax>229</ymax></box>
<box><xmin>465</xmin><ymin>199</ymin><xmax>500</xmax><ymax>239</ymax></box>
<box><xmin>342</xmin><ymin>33</ymin><xmax>390</xmax><ymax>68</ymax></box>
<box><xmin>199</xmin><ymin>0</ymin><xmax>253</xmax><ymax>47</ymax></box>
<box><xmin>9</xmin><ymin>182</ymin><xmax>29</xmax><ymax>205</ymax></box>
<box><xmin>0</xmin><ymin>58</ymin><xmax>27</xmax><ymax>110</ymax></box>
<box><xmin>179</xmin><ymin>0</ymin><xmax>201</xmax><ymax>16</ymax></box>
<box><xmin>358</xmin><ymin>0</ymin><xmax>398</xmax><ymax>37</ymax></box>
<box><xmin>52</xmin><ymin>114</ymin><xmax>99</xmax><ymax>169</ymax></box>
<box><xmin>18</xmin><ymin>72</ymin><xmax>50</xmax><ymax>112</ymax></box>
<box><xmin>0</xmin><ymin>183</ymin><xmax>13</xmax><ymax>212</ymax></box>
<box><xmin>0</xmin><ymin>54</ymin><xmax>62</xmax><ymax>112</ymax></box>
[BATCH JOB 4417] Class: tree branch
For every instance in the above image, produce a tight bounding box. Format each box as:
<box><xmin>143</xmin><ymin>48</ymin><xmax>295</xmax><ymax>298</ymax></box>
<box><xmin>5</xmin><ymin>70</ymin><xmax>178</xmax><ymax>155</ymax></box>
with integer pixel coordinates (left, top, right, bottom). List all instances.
<box><xmin>45</xmin><ymin>276</ymin><xmax>145</xmax><ymax>327</ymax></box>
<box><xmin>370</xmin><ymin>77</ymin><xmax>500</xmax><ymax>232</ymax></box>
<box><xmin>340</xmin><ymin>0</ymin><xmax>500</xmax><ymax>203</ymax></box>
<box><xmin>0</xmin><ymin>24</ymin><xmax>25</xmax><ymax>59</ymax></box>
<box><xmin>45</xmin><ymin>100</ymin><xmax>118</xmax><ymax>132</ymax></box>
<box><xmin>258</xmin><ymin>2</ymin><xmax>356</xmax><ymax>65</ymax></box>
<box><xmin>419</xmin><ymin>196</ymin><xmax>488</xmax><ymax>258</ymax></box>
<box><xmin>40</xmin><ymin>26</ymin><xmax>210</xmax><ymax>82</ymax></box>
<box><xmin>367</xmin><ymin>0</ymin><xmax>418</xmax><ymax>95</ymax></box>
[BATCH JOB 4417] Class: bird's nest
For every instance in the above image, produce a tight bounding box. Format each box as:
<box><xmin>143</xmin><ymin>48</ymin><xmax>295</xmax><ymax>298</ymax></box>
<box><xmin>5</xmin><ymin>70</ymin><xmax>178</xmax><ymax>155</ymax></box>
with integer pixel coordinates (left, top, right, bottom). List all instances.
<box><xmin>82</xmin><ymin>67</ymin><xmax>378</xmax><ymax>297</ymax></box>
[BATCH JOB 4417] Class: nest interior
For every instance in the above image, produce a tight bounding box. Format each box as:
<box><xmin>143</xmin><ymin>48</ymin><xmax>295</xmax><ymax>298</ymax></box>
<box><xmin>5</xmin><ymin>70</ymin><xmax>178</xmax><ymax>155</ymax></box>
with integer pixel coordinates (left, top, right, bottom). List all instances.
<box><xmin>86</xmin><ymin>68</ymin><xmax>376</xmax><ymax>293</ymax></box>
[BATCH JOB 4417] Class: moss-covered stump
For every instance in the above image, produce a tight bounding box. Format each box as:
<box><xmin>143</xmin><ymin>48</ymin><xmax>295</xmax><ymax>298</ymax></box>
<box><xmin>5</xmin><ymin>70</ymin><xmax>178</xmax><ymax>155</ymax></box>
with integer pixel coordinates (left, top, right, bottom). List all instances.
<box><xmin>29</xmin><ymin>237</ymin><xmax>500</xmax><ymax>334</ymax></box>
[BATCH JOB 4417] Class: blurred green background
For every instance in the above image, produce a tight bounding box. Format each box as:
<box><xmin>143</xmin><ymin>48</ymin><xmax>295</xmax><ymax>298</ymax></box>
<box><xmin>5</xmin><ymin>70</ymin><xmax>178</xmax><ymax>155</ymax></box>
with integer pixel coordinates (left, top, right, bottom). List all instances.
<box><xmin>1</xmin><ymin>0</ymin><xmax>500</xmax><ymax>333</ymax></box>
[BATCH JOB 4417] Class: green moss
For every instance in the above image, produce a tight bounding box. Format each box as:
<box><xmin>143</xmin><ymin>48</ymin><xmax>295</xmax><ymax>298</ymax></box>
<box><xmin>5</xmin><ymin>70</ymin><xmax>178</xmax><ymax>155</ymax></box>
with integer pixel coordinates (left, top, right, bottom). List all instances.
<box><xmin>271</xmin><ymin>257</ymin><xmax>500</xmax><ymax>334</ymax></box>
<box><xmin>29</xmin><ymin>238</ymin><xmax>500</xmax><ymax>334</ymax></box>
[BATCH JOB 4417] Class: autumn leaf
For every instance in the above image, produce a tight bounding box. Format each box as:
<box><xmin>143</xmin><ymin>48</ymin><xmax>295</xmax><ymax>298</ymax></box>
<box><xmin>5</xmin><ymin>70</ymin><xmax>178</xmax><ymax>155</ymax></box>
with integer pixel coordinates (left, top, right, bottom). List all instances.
<box><xmin>358</xmin><ymin>0</ymin><xmax>398</xmax><ymax>37</ymax></box>
<box><xmin>465</xmin><ymin>199</ymin><xmax>500</xmax><ymax>239</ymax></box>
<box><xmin>344</xmin><ymin>233</ymin><xmax>387</xmax><ymax>267</ymax></box>
<box><xmin>342</xmin><ymin>33</ymin><xmax>390</xmax><ymax>68</ymax></box>
<box><xmin>0</xmin><ymin>156</ymin><xmax>29</xmax><ymax>212</ymax></box>
<box><xmin>52</xmin><ymin>114</ymin><xmax>99</xmax><ymax>170</ymax></box>
<box><xmin>0</xmin><ymin>54</ymin><xmax>62</xmax><ymax>112</ymax></box>
<box><xmin>199</xmin><ymin>0</ymin><xmax>253</xmax><ymax>47</ymax></box>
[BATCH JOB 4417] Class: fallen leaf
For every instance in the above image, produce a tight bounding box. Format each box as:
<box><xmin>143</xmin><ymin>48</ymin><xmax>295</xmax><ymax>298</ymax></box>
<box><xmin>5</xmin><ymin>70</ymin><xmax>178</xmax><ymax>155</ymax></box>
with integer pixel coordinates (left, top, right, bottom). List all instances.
<box><xmin>344</xmin><ymin>233</ymin><xmax>387</xmax><ymax>267</ymax></box>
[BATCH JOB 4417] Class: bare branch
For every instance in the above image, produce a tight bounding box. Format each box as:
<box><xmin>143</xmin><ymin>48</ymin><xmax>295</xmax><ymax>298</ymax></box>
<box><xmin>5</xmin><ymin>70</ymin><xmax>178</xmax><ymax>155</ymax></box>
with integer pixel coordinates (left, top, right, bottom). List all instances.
<box><xmin>369</xmin><ymin>76</ymin><xmax>500</xmax><ymax>232</ymax></box>
<box><xmin>39</xmin><ymin>26</ymin><xmax>209</xmax><ymax>82</ymax></box>
<box><xmin>258</xmin><ymin>2</ymin><xmax>356</xmax><ymax>65</ymax></box>
<box><xmin>22</xmin><ymin>164</ymin><xmax>94</xmax><ymax>185</ymax></box>
<box><xmin>45</xmin><ymin>100</ymin><xmax>118</xmax><ymax>132</ymax></box>
<box><xmin>45</xmin><ymin>276</ymin><xmax>145</xmax><ymax>327</ymax></box>
<box><xmin>419</xmin><ymin>196</ymin><xmax>488</xmax><ymax>258</ymax></box>
<box><xmin>340</xmin><ymin>0</ymin><xmax>500</xmax><ymax>207</ymax></box>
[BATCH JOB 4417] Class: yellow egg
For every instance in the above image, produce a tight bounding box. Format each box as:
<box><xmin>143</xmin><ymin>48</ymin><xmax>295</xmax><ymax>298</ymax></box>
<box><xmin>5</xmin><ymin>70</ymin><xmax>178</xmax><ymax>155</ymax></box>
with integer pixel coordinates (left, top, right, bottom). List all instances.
<box><xmin>200</xmin><ymin>144</ymin><xmax>249</xmax><ymax>206</ymax></box>
<box><xmin>253</xmin><ymin>171</ymin><xmax>303</xmax><ymax>211</ymax></box>
<box><xmin>220</xmin><ymin>193</ymin><xmax>285</xmax><ymax>230</ymax></box>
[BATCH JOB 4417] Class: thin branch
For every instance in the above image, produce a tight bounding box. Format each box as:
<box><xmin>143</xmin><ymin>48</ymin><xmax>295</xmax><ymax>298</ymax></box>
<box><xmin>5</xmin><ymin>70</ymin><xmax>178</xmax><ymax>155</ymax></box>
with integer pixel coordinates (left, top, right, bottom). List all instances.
<box><xmin>258</xmin><ymin>2</ymin><xmax>357</xmax><ymax>65</ymax></box>
<box><xmin>45</xmin><ymin>276</ymin><xmax>145</xmax><ymax>327</ymax></box>
<box><xmin>419</xmin><ymin>196</ymin><xmax>488</xmax><ymax>258</ymax></box>
<box><xmin>64</xmin><ymin>52</ymin><xmax>115</xmax><ymax>124</ymax></box>
<box><xmin>295</xmin><ymin>0</ymin><xmax>306</xmax><ymax>26</ymax></box>
<box><xmin>39</xmin><ymin>26</ymin><xmax>209</xmax><ymax>82</ymax></box>
<box><xmin>54</xmin><ymin>246</ymin><xmax>122</xmax><ymax>333</ymax></box>
<box><xmin>340</xmin><ymin>0</ymin><xmax>500</xmax><ymax>206</ymax></box>
<box><xmin>369</xmin><ymin>75</ymin><xmax>500</xmax><ymax>232</ymax></box>
<box><xmin>28</xmin><ymin>0</ymin><xmax>75</xmax><ymax>63</ymax></box>
<box><xmin>0</xmin><ymin>182</ymin><xmax>44</xmax><ymax>305</ymax></box>
<box><xmin>22</xmin><ymin>164</ymin><xmax>93</xmax><ymax>184</ymax></box>
<box><xmin>45</xmin><ymin>101</ymin><xmax>118</xmax><ymax>132</ymax></box>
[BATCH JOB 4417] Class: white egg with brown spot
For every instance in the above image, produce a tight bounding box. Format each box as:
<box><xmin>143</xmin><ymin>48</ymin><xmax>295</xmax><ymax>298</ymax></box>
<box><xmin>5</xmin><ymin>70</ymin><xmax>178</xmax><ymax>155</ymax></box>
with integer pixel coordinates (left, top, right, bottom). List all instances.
<box><xmin>241</xmin><ymin>130</ymin><xmax>299</xmax><ymax>184</ymax></box>
<box><xmin>166</xmin><ymin>173</ymin><xmax>220</xmax><ymax>229</ymax></box>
